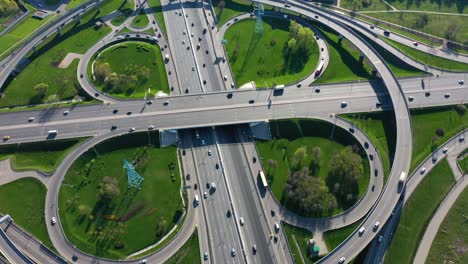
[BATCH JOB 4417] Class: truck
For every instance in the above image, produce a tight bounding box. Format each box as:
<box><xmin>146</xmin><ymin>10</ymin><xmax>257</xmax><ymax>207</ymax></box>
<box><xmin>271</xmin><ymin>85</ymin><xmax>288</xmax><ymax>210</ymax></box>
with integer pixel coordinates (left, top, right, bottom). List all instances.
<box><xmin>48</xmin><ymin>130</ymin><xmax>58</xmax><ymax>135</ymax></box>
<box><xmin>259</xmin><ymin>170</ymin><xmax>268</xmax><ymax>189</ymax></box>
<box><xmin>399</xmin><ymin>172</ymin><xmax>406</xmax><ymax>184</ymax></box>
<box><xmin>315</xmin><ymin>61</ymin><xmax>324</xmax><ymax>77</ymax></box>
<box><xmin>274</xmin><ymin>84</ymin><xmax>285</xmax><ymax>90</ymax></box>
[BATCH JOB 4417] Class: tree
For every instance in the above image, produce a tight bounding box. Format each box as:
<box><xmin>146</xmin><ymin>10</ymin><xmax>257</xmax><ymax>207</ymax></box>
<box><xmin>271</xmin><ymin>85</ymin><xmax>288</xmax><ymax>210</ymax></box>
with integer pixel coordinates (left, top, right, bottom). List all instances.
<box><xmin>78</xmin><ymin>204</ymin><xmax>92</xmax><ymax>215</ymax></box>
<box><xmin>435</xmin><ymin>128</ymin><xmax>445</xmax><ymax>137</ymax></box>
<box><xmin>218</xmin><ymin>0</ymin><xmax>225</xmax><ymax>14</ymax></box>
<box><xmin>0</xmin><ymin>0</ymin><xmax>19</xmax><ymax>18</ymax></box>
<box><xmin>454</xmin><ymin>104</ymin><xmax>467</xmax><ymax>115</ymax></box>
<box><xmin>310</xmin><ymin>146</ymin><xmax>321</xmax><ymax>174</ymax></box>
<box><xmin>34</xmin><ymin>83</ymin><xmax>48</xmax><ymax>98</ymax></box>
<box><xmin>286</xmin><ymin>168</ymin><xmax>337</xmax><ymax>217</ymax></box>
<box><xmin>292</xmin><ymin>146</ymin><xmax>308</xmax><ymax>169</ymax></box>
<box><xmin>94</xmin><ymin>61</ymin><xmax>112</xmax><ymax>84</ymax></box>
<box><xmin>414</xmin><ymin>13</ymin><xmax>429</xmax><ymax>29</ymax></box>
<box><xmin>97</xmin><ymin>176</ymin><xmax>121</xmax><ymax>202</ymax></box>
<box><xmin>284</xmin><ymin>21</ymin><xmax>315</xmax><ymax>69</ymax></box>
<box><xmin>327</xmin><ymin>146</ymin><xmax>363</xmax><ymax>208</ymax></box>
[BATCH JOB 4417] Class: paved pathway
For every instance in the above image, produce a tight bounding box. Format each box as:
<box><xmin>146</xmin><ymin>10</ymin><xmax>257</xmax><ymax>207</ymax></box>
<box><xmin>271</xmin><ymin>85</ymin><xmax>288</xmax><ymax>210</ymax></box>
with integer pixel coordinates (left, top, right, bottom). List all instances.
<box><xmin>57</xmin><ymin>53</ymin><xmax>82</xmax><ymax>68</ymax></box>
<box><xmin>0</xmin><ymin>159</ymin><xmax>50</xmax><ymax>188</ymax></box>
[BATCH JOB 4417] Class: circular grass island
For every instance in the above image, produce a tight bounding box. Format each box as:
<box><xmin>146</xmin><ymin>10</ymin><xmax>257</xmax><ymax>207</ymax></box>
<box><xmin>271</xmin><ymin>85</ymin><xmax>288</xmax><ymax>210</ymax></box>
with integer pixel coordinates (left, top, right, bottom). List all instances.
<box><xmin>257</xmin><ymin>119</ymin><xmax>370</xmax><ymax>218</ymax></box>
<box><xmin>224</xmin><ymin>17</ymin><xmax>319</xmax><ymax>88</ymax></box>
<box><xmin>58</xmin><ymin>132</ymin><xmax>184</xmax><ymax>259</ymax></box>
<box><xmin>91</xmin><ymin>41</ymin><xmax>168</xmax><ymax>98</ymax></box>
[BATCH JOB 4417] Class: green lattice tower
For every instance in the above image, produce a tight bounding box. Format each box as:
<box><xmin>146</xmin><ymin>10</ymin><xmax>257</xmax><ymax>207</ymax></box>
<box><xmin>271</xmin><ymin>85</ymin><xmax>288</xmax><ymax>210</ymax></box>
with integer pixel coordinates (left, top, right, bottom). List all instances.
<box><xmin>123</xmin><ymin>160</ymin><xmax>144</xmax><ymax>189</ymax></box>
<box><xmin>255</xmin><ymin>2</ymin><xmax>264</xmax><ymax>34</ymax></box>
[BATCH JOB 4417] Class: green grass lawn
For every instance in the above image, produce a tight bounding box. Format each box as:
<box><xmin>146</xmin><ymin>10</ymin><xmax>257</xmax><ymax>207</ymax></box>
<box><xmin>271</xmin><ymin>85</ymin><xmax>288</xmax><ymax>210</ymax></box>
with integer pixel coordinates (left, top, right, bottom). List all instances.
<box><xmin>0</xmin><ymin>178</ymin><xmax>54</xmax><ymax>250</ymax></box>
<box><xmin>109</xmin><ymin>0</ymin><xmax>134</xmax><ymax>27</ymax></box>
<box><xmin>372</xmin><ymin>12</ymin><xmax>468</xmax><ymax>47</ymax></box>
<box><xmin>459</xmin><ymin>156</ymin><xmax>468</xmax><ymax>174</ymax></box>
<box><xmin>0</xmin><ymin>138</ymin><xmax>85</xmax><ymax>173</ymax></box>
<box><xmin>386</xmin><ymin>0</ymin><xmax>466</xmax><ymax>13</ymax></box>
<box><xmin>213</xmin><ymin>0</ymin><xmax>257</xmax><ymax>27</ymax></box>
<box><xmin>66</xmin><ymin>0</ymin><xmax>89</xmax><ymax>10</ymax></box>
<box><xmin>148</xmin><ymin>0</ymin><xmax>166</xmax><ymax>36</ymax></box>
<box><xmin>164</xmin><ymin>231</ymin><xmax>201</xmax><ymax>264</ymax></box>
<box><xmin>131</xmin><ymin>9</ymin><xmax>149</xmax><ymax>29</ymax></box>
<box><xmin>311</xmin><ymin>22</ymin><xmax>374</xmax><ymax>84</ymax></box>
<box><xmin>93</xmin><ymin>41</ymin><xmax>168</xmax><ymax>98</ymax></box>
<box><xmin>59</xmin><ymin>132</ymin><xmax>183</xmax><ymax>259</ymax></box>
<box><xmin>426</xmin><ymin>187</ymin><xmax>468</xmax><ymax>263</ymax></box>
<box><xmin>225</xmin><ymin>17</ymin><xmax>319</xmax><ymax>88</ymax></box>
<box><xmin>257</xmin><ymin>119</ymin><xmax>369</xmax><ymax>217</ymax></box>
<box><xmin>323</xmin><ymin>220</ymin><xmax>362</xmax><ymax>251</ymax></box>
<box><xmin>385</xmin><ymin>159</ymin><xmax>455</xmax><ymax>264</ymax></box>
<box><xmin>342</xmin><ymin>111</ymin><xmax>397</xmax><ymax>183</ymax></box>
<box><xmin>0</xmin><ymin>0</ymin><xmax>133</xmax><ymax>107</ymax></box>
<box><xmin>410</xmin><ymin>106</ymin><xmax>468</xmax><ymax>173</ymax></box>
<box><xmin>340</xmin><ymin>0</ymin><xmax>391</xmax><ymax>11</ymax></box>
<box><xmin>283</xmin><ymin>223</ymin><xmax>317</xmax><ymax>264</ymax></box>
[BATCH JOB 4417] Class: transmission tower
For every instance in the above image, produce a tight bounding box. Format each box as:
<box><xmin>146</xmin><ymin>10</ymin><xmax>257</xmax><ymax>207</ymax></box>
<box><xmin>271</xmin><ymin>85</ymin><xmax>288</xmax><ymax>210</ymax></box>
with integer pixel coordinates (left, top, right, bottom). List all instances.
<box><xmin>254</xmin><ymin>3</ymin><xmax>264</xmax><ymax>34</ymax></box>
<box><xmin>123</xmin><ymin>160</ymin><xmax>144</xmax><ymax>189</ymax></box>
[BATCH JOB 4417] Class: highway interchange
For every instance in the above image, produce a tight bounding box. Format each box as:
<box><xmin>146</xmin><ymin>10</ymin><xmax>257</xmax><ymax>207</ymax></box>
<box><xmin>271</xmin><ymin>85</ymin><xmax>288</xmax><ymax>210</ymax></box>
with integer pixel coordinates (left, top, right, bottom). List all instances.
<box><xmin>0</xmin><ymin>0</ymin><xmax>467</xmax><ymax>263</ymax></box>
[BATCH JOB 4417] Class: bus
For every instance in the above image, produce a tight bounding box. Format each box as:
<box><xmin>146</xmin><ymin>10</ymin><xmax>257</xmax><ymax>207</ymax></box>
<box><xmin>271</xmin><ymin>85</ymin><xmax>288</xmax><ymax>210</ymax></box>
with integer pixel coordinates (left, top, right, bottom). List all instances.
<box><xmin>315</xmin><ymin>61</ymin><xmax>324</xmax><ymax>77</ymax></box>
<box><xmin>258</xmin><ymin>170</ymin><xmax>268</xmax><ymax>188</ymax></box>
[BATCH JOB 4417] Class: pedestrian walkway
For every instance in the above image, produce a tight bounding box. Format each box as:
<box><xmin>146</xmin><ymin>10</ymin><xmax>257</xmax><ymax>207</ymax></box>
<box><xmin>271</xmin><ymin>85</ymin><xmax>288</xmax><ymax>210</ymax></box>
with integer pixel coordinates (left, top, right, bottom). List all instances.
<box><xmin>0</xmin><ymin>159</ymin><xmax>50</xmax><ymax>188</ymax></box>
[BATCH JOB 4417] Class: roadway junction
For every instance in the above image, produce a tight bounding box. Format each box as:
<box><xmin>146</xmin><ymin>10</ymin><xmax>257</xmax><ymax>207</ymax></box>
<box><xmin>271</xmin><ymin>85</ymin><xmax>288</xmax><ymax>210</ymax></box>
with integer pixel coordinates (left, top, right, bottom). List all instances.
<box><xmin>0</xmin><ymin>0</ymin><xmax>467</xmax><ymax>263</ymax></box>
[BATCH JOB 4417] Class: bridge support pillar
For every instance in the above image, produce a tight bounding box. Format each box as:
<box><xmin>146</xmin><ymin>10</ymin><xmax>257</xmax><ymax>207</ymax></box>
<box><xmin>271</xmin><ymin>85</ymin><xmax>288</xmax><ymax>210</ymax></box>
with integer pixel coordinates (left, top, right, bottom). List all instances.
<box><xmin>249</xmin><ymin>121</ymin><xmax>271</xmax><ymax>140</ymax></box>
<box><xmin>159</xmin><ymin>129</ymin><xmax>179</xmax><ymax>147</ymax></box>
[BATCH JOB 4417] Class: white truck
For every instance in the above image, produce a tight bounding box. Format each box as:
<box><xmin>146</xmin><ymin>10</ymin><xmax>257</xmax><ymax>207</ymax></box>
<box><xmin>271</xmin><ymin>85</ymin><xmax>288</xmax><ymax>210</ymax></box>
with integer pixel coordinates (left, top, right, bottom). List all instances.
<box><xmin>399</xmin><ymin>172</ymin><xmax>406</xmax><ymax>184</ymax></box>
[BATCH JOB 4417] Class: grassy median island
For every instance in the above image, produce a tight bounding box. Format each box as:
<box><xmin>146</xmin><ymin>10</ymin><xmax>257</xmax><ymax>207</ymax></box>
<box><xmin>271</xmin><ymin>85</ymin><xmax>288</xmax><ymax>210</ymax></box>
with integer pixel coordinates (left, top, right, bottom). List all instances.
<box><xmin>0</xmin><ymin>138</ymin><xmax>85</xmax><ymax>173</ymax></box>
<box><xmin>459</xmin><ymin>155</ymin><xmax>468</xmax><ymax>174</ymax></box>
<box><xmin>427</xmin><ymin>187</ymin><xmax>468</xmax><ymax>263</ymax></box>
<box><xmin>148</xmin><ymin>0</ymin><xmax>166</xmax><ymax>36</ymax></box>
<box><xmin>110</xmin><ymin>0</ymin><xmax>134</xmax><ymax>27</ymax></box>
<box><xmin>0</xmin><ymin>0</ymin><xmax>132</xmax><ymax>107</ymax></box>
<box><xmin>410</xmin><ymin>105</ymin><xmax>468</xmax><ymax>172</ymax></box>
<box><xmin>283</xmin><ymin>223</ymin><xmax>318</xmax><ymax>264</ymax></box>
<box><xmin>131</xmin><ymin>9</ymin><xmax>149</xmax><ymax>29</ymax></box>
<box><xmin>0</xmin><ymin>178</ymin><xmax>54</xmax><ymax>250</ymax></box>
<box><xmin>59</xmin><ymin>132</ymin><xmax>183</xmax><ymax>259</ymax></box>
<box><xmin>225</xmin><ymin>17</ymin><xmax>319</xmax><ymax>88</ymax></box>
<box><xmin>92</xmin><ymin>41</ymin><xmax>168</xmax><ymax>98</ymax></box>
<box><xmin>385</xmin><ymin>159</ymin><xmax>455</xmax><ymax>264</ymax></box>
<box><xmin>323</xmin><ymin>220</ymin><xmax>362</xmax><ymax>251</ymax></box>
<box><xmin>257</xmin><ymin>119</ymin><xmax>369</xmax><ymax>217</ymax></box>
<box><xmin>165</xmin><ymin>231</ymin><xmax>201</xmax><ymax>264</ymax></box>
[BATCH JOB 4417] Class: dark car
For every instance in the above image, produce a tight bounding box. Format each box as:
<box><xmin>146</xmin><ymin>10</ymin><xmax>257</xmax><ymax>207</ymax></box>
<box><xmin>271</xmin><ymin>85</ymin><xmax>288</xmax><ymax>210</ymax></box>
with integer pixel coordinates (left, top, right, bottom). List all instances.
<box><xmin>126</xmin><ymin>111</ymin><xmax>132</xmax><ymax>115</ymax></box>
<box><xmin>113</xmin><ymin>109</ymin><xmax>118</xmax><ymax>114</ymax></box>
<box><xmin>111</xmin><ymin>125</ymin><xmax>117</xmax><ymax>130</ymax></box>
<box><xmin>248</xmin><ymin>99</ymin><xmax>255</xmax><ymax>104</ymax></box>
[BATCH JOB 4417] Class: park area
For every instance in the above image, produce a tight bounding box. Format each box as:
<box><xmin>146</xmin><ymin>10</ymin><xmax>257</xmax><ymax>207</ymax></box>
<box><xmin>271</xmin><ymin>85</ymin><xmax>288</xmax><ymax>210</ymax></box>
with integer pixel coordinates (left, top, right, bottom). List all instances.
<box><xmin>92</xmin><ymin>41</ymin><xmax>168</xmax><ymax>98</ymax></box>
<box><xmin>224</xmin><ymin>17</ymin><xmax>319</xmax><ymax>88</ymax></box>
<box><xmin>58</xmin><ymin>132</ymin><xmax>184</xmax><ymax>259</ymax></box>
<box><xmin>256</xmin><ymin>119</ymin><xmax>369</xmax><ymax>218</ymax></box>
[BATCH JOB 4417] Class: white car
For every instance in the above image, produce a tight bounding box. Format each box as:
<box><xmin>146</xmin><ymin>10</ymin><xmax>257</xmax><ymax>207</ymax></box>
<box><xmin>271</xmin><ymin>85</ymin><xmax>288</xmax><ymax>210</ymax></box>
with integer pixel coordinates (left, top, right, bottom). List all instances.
<box><xmin>139</xmin><ymin>259</ymin><xmax>147</xmax><ymax>264</ymax></box>
<box><xmin>373</xmin><ymin>221</ymin><xmax>380</xmax><ymax>230</ymax></box>
<box><xmin>63</xmin><ymin>110</ymin><xmax>69</xmax><ymax>115</ymax></box>
<box><xmin>240</xmin><ymin>217</ymin><xmax>244</xmax><ymax>226</ymax></box>
<box><xmin>358</xmin><ymin>227</ymin><xmax>365</xmax><ymax>235</ymax></box>
<box><xmin>420</xmin><ymin>167</ymin><xmax>426</xmax><ymax>174</ymax></box>
<box><xmin>458</xmin><ymin>80</ymin><xmax>464</xmax><ymax>85</ymax></box>
<box><xmin>274</xmin><ymin>223</ymin><xmax>280</xmax><ymax>231</ymax></box>
<box><xmin>378</xmin><ymin>235</ymin><xmax>383</xmax><ymax>243</ymax></box>
<box><xmin>223</xmin><ymin>75</ymin><xmax>228</xmax><ymax>81</ymax></box>
<box><xmin>28</xmin><ymin>117</ymin><xmax>35</xmax><ymax>122</ymax></box>
<box><xmin>129</xmin><ymin>127</ymin><xmax>136</xmax><ymax>132</ymax></box>
<box><xmin>208</xmin><ymin>150</ymin><xmax>212</xmax><ymax>156</ymax></box>
<box><xmin>204</xmin><ymin>192</ymin><xmax>208</xmax><ymax>199</ymax></box>
<box><xmin>148</xmin><ymin>125</ymin><xmax>155</xmax><ymax>130</ymax></box>
<box><xmin>408</xmin><ymin>96</ymin><xmax>414</xmax><ymax>102</ymax></box>
<box><xmin>442</xmin><ymin>147</ymin><xmax>448</xmax><ymax>154</ymax></box>
<box><xmin>339</xmin><ymin>257</ymin><xmax>346</xmax><ymax>263</ymax></box>
<box><xmin>231</xmin><ymin>248</ymin><xmax>236</xmax><ymax>257</ymax></box>
<box><xmin>51</xmin><ymin>217</ymin><xmax>57</xmax><ymax>225</ymax></box>
<box><xmin>444</xmin><ymin>93</ymin><xmax>450</xmax><ymax>98</ymax></box>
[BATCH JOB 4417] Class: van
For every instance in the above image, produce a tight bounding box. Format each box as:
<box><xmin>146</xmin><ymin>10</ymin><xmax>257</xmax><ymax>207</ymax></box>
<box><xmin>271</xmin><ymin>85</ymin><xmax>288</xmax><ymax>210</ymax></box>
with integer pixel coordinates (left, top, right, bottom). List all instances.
<box><xmin>48</xmin><ymin>130</ymin><xmax>58</xmax><ymax>135</ymax></box>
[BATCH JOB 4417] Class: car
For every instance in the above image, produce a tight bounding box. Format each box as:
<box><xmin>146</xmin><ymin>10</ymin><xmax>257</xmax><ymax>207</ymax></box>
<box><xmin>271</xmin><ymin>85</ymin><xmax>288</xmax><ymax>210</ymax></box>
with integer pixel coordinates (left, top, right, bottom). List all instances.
<box><xmin>63</xmin><ymin>110</ymin><xmax>69</xmax><ymax>115</ymax></box>
<box><xmin>206</xmin><ymin>182</ymin><xmax>210</xmax><ymax>189</ymax></box>
<box><xmin>378</xmin><ymin>235</ymin><xmax>383</xmax><ymax>243</ymax></box>
<box><xmin>194</xmin><ymin>183</ymin><xmax>198</xmax><ymax>190</ymax></box>
<box><xmin>146</xmin><ymin>100</ymin><xmax>153</xmax><ymax>105</ymax></box>
<box><xmin>252</xmin><ymin>244</ymin><xmax>257</xmax><ymax>253</ymax></box>
<box><xmin>182</xmin><ymin>40</ymin><xmax>185</xmax><ymax>45</ymax></box>
<box><xmin>315</xmin><ymin>88</ymin><xmax>320</xmax><ymax>93</ymax></box>
<box><xmin>248</xmin><ymin>99</ymin><xmax>255</xmax><ymax>104</ymax></box>
<box><xmin>226</xmin><ymin>209</ymin><xmax>231</xmax><ymax>218</ymax></box>
<box><xmin>370</xmin><ymin>25</ymin><xmax>374</xmax><ymax>29</ymax></box>
<box><xmin>208</xmin><ymin>150</ymin><xmax>212</xmax><ymax>156</ymax></box>
<box><xmin>271</xmin><ymin>210</ymin><xmax>275</xmax><ymax>217</ymax></box>
<box><xmin>274</xmin><ymin>223</ymin><xmax>280</xmax><ymax>232</ymax></box>
<box><xmin>408</xmin><ymin>96</ymin><xmax>414</xmax><ymax>102</ymax></box>
<box><xmin>442</xmin><ymin>147</ymin><xmax>448</xmax><ymax>154</ymax></box>
<box><xmin>376</xmin><ymin>102</ymin><xmax>382</xmax><ymax>108</ymax></box>
<box><xmin>204</xmin><ymin>251</ymin><xmax>208</xmax><ymax>260</ymax></box>
<box><xmin>425</xmin><ymin>92</ymin><xmax>431</xmax><ymax>97</ymax></box>
<box><xmin>341</xmin><ymin>101</ymin><xmax>348</xmax><ymax>108</ymax></box>
<box><xmin>223</xmin><ymin>75</ymin><xmax>228</xmax><ymax>81</ymax></box>
<box><xmin>183</xmin><ymin>30</ymin><xmax>186</xmax><ymax>35</ymax></box>
<box><xmin>204</xmin><ymin>191</ymin><xmax>208</xmax><ymax>199</ymax></box>
<box><xmin>191</xmin><ymin>32</ymin><xmax>194</xmax><ymax>37</ymax></box>
<box><xmin>339</xmin><ymin>257</ymin><xmax>346</xmax><ymax>263</ymax></box>
<box><xmin>231</xmin><ymin>82</ymin><xmax>235</xmax><ymax>88</ymax></box>
<box><xmin>373</xmin><ymin>221</ymin><xmax>380</xmax><ymax>230</ymax></box>
<box><xmin>197</xmin><ymin>43</ymin><xmax>201</xmax><ymax>50</ymax></box>
<box><xmin>358</xmin><ymin>227</ymin><xmax>365</xmax><ymax>235</ymax></box>
<box><xmin>28</xmin><ymin>117</ymin><xmax>35</xmax><ymax>122</ymax></box>
<box><xmin>227</xmin><ymin>93</ymin><xmax>233</xmax><ymax>99</ymax></box>
<box><xmin>3</xmin><ymin>136</ymin><xmax>10</xmax><ymax>141</ymax></box>
<box><xmin>413</xmin><ymin>41</ymin><xmax>419</xmax><ymax>46</ymax></box>
<box><xmin>420</xmin><ymin>167</ymin><xmax>426</xmax><ymax>174</ymax></box>
<box><xmin>51</xmin><ymin>217</ymin><xmax>57</xmax><ymax>225</ymax></box>
<box><xmin>444</xmin><ymin>93</ymin><xmax>450</xmax><ymax>98</ymax></box>
<box><xmin>231</xmin><ymin>248</ymin><xmax>236</xmax><ymax>257</ymax></box>
<box><xmin>111</xmin><ymin>125</ymin><xmax>117</xmax><ymax>130</ymax></box>
<box><xmin>148</xmin><ymin>125</ymin><xmax>155</xmax><ymax>130</ymax></box>
<box><xmin>129</xmin><ymin>127</ymin><xmax>136</xmax><ymax>132</ymax></box>
<box><xmin>163</xmin><ymin>101</ymin><xmax>169</xmax><ymax>106</ymax></box>
<box><xmin>139</xmin><ymin>259</ymin><xmax>147</xmax><ymax>264</ymax></box>
<box><xmin>459</xmin><ymin>136</ymin><xmax>464</xmax><ymax>142</ymax></box>
<box><xmin>201</xmin><ymin>139</ymin><xmax>205</xmax><ymax>145</ymax></box>
<box><xmin>297</xmin><ymin>83</ymin><xmax>302</xmax><ymax>88</ymax></box>
<box><xmin>192</xmin><ymin>66</ymin><xmax>195</xmax><ymax>71</ymax></box>
<box><xmin>458</xmin><ymin>80</ymin><xmax>464</xmax><ymax>85</ymax></box>
<box><xmin>126</xmin><ymin>111</ymin><xmax>132</xmax><ymax>115</ymax></box>
<box><xmin>240</xmin><ymin>217</ymin><xmax>244</xmax><ymax>225</ymax></box>
<box><xmin>285</xmin><ymin>4</ymin><xmax>291</xmax><ymax>7</ymax></box>
<box><xmin>186</xmin><ymin>174</ymin><xmax>190</xmax><ymax>180</ymax></box>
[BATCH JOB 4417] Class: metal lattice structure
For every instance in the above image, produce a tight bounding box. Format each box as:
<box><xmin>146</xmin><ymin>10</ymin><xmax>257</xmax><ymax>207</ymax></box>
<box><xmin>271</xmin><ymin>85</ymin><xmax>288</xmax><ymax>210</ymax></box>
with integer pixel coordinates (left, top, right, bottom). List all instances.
<box><xmin>255</xmin><ymin>3</ymin><xmax>264</xmax><ymax>34</ymax></box>
<box><xmin>123</xmin><ymin>160</ymin><xmax>144</xmax><ymax>189</ymax></box>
